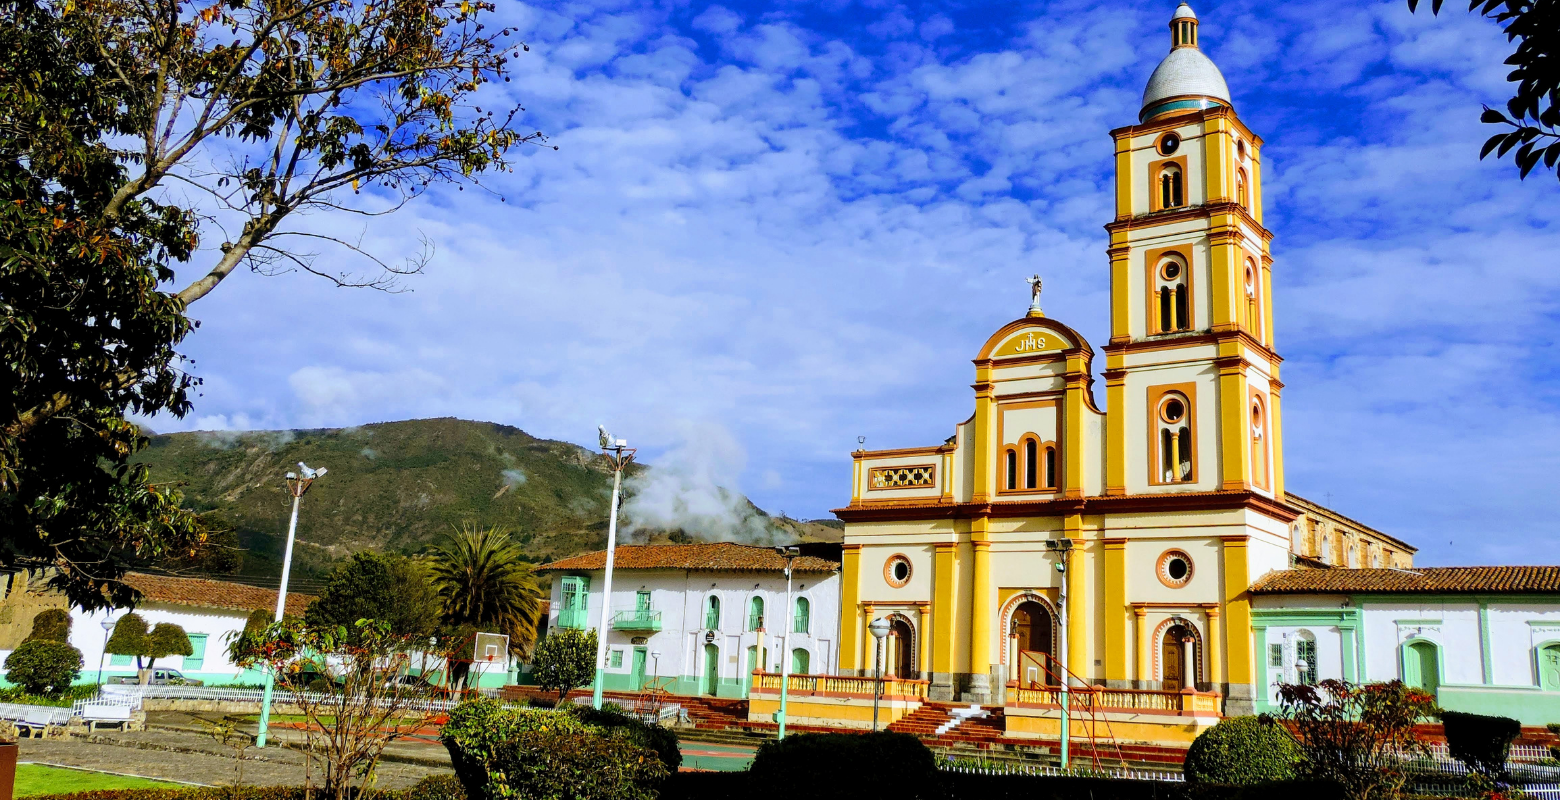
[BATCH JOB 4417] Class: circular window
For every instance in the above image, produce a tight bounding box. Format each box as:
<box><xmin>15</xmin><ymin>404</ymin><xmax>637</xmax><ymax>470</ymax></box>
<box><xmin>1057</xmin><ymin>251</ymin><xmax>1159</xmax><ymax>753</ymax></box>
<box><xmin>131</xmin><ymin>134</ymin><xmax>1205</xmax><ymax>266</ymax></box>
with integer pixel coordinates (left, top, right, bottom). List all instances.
<box><xmin>1160</xmin><ymin>397</ymin><xmax>1186</xmax><ymax>424</ymax></box>
<box><xmin>1160</xmin><ymin>260</ymin><xmax>1182</xmax><ymax>281</ymax></box>
<box><xmin>1236</xmin><ymin>139</ymin><xmax>1247</xmax><ymax>160</ymax></box>
<box><xmin>884</xmin><ymin>554</ymin><xmax>913</xmax><ymax>588</ymax></box>
<box><xmin>1159</xmin><ymin>133</ymin><xmax>1180</xmax><ymax>156</ymax></box>
<box><xmin>1157</xmin><ymin>550</ymin><xmax>1194</xmax><ymax>588</ymax></box>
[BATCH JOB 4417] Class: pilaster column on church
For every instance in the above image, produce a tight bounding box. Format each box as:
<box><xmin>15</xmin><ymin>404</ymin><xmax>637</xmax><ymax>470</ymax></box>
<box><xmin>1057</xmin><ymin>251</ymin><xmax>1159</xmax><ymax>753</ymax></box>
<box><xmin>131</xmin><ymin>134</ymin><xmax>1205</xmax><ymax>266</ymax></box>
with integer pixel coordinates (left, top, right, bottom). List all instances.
<box><xmin>970</xmin><ymin>369</ymin><xmax>995</xmax><ymax>502</ymax></box>
<box><xmin>1207</xmin><ymin>230</ymin><xmax>1240</xmax><ymax>330</ymax></box>
<box><xmin>1103</xmin><ymin>538</ymin><xmax>1128</xmax><ymax>683</ymax></box>
<box><xmin>968</xmin><ymin>520</ymin><xmax>994</xmax><ymax>703</ymax></box>
<box><xmin>1249</xmin><ymin>144</ymin><xmax>1265</xmax><ymax>222</ymax></box>
<box><xmin>1104</xmin><ymin>370</ymin><xmax>1127</xmax><ymax>495</ymax></box>
<box><xmin>1203</xmin><ymin>116</ymin><xmax>1231</xmax><ymax>204</ymax></box>
<box><xmin>1063</xmin><ymin>364</ymin><xmax>1087</xmax><ymax>498</ymax></box>
<box><xmin>1219</xmin><ymin>536</ymin><xmax>1254</xmax><ymax>692</ymax></box>
<box><xmin>1113</xmin><ymin>135</ymin><xmax>1134</xmax><ymax>218</ymax></box>
<box><xmin>1259</xmin><ymin>253</ymin><xmax>1276</xmax><ymax>350</ymax></box>
<box><xmin>840</xmin><ymin>545</ymin><xmax>861</xmax><ymax>672</ymax></box>
<box><xmin>1216</xmin><ymin>359</ymin><xmax>1250</xmax><ymax>490</ymax></box>
<box><xmin>917</xmin><ymin>606</ymin><xmax>930</xmax><ymax>677</ymax></box>
<box><xmin>1107</xmin><ymin>243</ymin><xmax>1132</xmax><ymax>343</ymax></box>
<box><xmin>1268</xmin><ymin>383</ymin><xmax>1287</xmax><ymax>499</ymax></box>
<box><xmin>932</xmin><ymin>542</ymin><xmax>957</xmax><ymax>678</ymax></box>
<box><xmin>862</xmin><ymin>603</ymin><xmax>876</xmax><ymax>677</ymax></box>
<box><xmin>1183</xmin><ymin>633</ymin><xmax>1199</xmax><ymax>691</ymax></box>
<box><xmin>1064</xmin><ymin>515</ymin><xmax>1088</xmax><ymax>681</ymax></box>
<box><xmin>1134</xmin><ymin>606</ymin><xmax>1148</xmax><ymax>689</ymax></box>
<box><xmin>1206</xmin><ymin>606</ymin><xmax>1224</xmax><ymax>690</ymax></box>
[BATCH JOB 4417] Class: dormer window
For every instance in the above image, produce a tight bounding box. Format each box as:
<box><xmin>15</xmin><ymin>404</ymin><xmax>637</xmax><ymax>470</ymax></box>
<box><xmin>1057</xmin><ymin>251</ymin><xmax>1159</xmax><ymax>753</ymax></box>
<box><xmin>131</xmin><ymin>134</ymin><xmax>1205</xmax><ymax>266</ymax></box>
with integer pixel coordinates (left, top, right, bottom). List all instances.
<box><xmin>1159</xmin><ymin>164</ymin><xmax>1184</xmax><ymax>209</ymax></box>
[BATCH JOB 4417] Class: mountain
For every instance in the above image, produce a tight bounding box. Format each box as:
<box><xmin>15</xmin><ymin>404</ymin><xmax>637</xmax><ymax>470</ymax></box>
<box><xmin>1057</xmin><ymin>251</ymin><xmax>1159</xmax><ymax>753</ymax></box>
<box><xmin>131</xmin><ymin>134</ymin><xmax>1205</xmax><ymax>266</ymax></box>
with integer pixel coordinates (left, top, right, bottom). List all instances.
<box><xmin>134</xmin><ymin>417</ymin><xmax>842</xmax><ymax>584</ymax></box>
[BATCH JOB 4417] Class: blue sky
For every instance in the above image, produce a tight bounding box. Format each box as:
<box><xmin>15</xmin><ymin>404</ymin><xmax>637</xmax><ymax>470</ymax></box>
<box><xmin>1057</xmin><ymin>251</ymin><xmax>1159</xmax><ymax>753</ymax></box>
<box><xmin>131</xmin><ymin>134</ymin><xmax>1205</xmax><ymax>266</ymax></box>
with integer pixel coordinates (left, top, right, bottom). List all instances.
<box><xmin>157</xmin><ymin>0</ymin><xmax>1560</xmax><ymax>566</ymax></box>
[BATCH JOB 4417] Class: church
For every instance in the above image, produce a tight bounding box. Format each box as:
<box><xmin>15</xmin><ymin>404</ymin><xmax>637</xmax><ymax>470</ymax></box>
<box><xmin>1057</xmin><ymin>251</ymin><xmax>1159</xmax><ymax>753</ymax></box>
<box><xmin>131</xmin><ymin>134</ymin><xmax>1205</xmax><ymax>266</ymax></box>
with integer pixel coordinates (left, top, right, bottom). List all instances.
<box><xmin>830</xmin><ymin>2</ymin><xmax>1560</xmax><ymax>741</ymax></box>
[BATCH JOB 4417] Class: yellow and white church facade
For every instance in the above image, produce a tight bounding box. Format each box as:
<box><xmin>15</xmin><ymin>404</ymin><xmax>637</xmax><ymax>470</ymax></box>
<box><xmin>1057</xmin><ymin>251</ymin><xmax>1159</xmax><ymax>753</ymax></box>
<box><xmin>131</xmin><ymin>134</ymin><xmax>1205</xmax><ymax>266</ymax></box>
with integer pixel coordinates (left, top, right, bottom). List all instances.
<box><xmin>834</xmin><ymin>2</ymin><xmax>1333</xmax><ymax>734</ymax></box>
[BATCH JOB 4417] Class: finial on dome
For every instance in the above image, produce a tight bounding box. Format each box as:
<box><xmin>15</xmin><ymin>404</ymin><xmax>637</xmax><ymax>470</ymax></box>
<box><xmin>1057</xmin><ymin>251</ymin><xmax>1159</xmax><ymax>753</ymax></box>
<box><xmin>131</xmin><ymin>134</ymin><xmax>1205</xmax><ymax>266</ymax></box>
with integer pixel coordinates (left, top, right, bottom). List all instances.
<box><xmin>1170</xmin><ymin>3</ymin><xmax>1199</xmax><ymax>49</ymax></box>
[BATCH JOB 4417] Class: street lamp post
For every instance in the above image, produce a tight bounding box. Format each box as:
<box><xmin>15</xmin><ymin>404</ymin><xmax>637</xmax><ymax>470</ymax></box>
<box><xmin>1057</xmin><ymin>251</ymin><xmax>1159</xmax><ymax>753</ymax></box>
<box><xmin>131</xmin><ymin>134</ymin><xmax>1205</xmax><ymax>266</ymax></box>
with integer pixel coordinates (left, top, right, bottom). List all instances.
<box><xmin>1045</xmin><ymin>537</ymin><xmax>1075</xmax><ymax>770</ymax></box>
<box><xmin>773</xmin><ymin>546</ymin><xmax>800</xmax><ymax>738</ymax></box>
<box><xmin>257</xmin><ymin>462</ymin><xmax>327</xmax><ymax>749</ymax></box>
<box><xmin>592</xmin><ymin>426</ymin><xmax>635</xmax><ymax>711</ymax></box>
<box><xmin>96</xmin><ymin>615</ymin><xmax>118</xmax><ymax>688</ymax></box>
<box><xmin>868</xmin><ymin>617</ymin><xmax>890</xmax><ymax>731</ymax></box>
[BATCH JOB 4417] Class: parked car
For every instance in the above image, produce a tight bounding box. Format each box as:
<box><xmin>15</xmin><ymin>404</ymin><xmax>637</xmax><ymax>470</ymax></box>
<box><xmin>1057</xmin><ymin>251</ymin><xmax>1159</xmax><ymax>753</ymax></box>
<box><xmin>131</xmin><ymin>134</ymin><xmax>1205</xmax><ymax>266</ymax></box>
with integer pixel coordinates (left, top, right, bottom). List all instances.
<box><xmin>107</xmin><ymin>668</ymin><xmax>204</xmax><ymax>686</ymax></box>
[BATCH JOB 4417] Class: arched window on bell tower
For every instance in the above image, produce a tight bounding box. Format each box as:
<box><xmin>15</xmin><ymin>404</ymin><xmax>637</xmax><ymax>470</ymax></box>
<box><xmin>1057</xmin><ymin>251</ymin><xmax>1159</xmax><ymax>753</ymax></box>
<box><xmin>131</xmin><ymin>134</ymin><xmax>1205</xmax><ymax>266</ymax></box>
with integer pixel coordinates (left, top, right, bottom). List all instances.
<box><xmin>1236</xmin><ymin>168</ymin><xmax>1248</xmax><ymax>209</ymax></box>
<box><xmin>1159</xmin><ymin>164</ymin><xmax>1184</xmax><ymax>209</ymax></box>
<box><xmin>1155</xmin><ymin>255</ymin><xmax>1191</xmax><ymax>333</ymax></box>
<box><xmin>1043</xmin><ymin>445</ymin><xmax>1057</xmax><ymax>489</ymax></box>
<box><xmin>1005</xmin><ymin>448</ymin><xmax>1018</xmax><ymax>491</ymax></box>
<box><xmin>1243</xmin><ymin>259</ymin><xmax>1262</xmax><ymax>340</ymax></box>
<box><xmin>1250</xmin><ymin>395</ymin><xmax>1268</xmax><ymax>490</ymax></box>
<box><xmin>1023</xmin><ymin>437</ymin><xmax>1038</xmax><ymax>490</ymax></box>
<box><xmin>1156</xmin><ymin>393</ymin><xmax>1194</xmax><ymax>483</ymax></box>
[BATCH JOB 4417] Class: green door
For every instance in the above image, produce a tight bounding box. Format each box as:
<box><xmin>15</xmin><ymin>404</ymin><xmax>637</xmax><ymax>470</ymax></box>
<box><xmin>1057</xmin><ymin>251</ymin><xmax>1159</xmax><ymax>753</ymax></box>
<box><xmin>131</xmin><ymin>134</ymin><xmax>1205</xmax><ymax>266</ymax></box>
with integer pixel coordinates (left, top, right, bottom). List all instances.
<box><xmin>1404</xmin><ymin>641</ymin><xmax>1440</xmax><ymax>695</ymax></box>
<box><xmin>791</xmin><ymin>648</ymin><xmax>809</xmax><ymax>675</ymax></box>
<box><xmin>631</xmin><ymin>647</ymin><xmax>648</xmax><ymax>690</ymax></box>
<box><xmin>1540</xmin><ymin>644</ymin><xmax>1560</xmax><ymax>691</ymax></box>
<box><xmin>703</xmin><ymin>644</ymin><xmax>720</xmax><ymax>696</ymax></box>
<box><xmin>743</xmin><ymin>645</ymin><xmax>768</xmax><ymax>696</ymax></box>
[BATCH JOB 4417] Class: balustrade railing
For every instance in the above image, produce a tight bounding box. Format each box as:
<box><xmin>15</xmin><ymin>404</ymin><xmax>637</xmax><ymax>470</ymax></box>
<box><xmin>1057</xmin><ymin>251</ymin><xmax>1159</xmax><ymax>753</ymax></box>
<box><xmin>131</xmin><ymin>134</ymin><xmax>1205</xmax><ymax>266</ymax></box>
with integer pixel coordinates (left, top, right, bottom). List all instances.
<box><xmin>1007</xmin><ymin>683</ymin><xmax>1216</xmax><ymax>714</ymax></box>
<box><xmin>750</xmin><ymin>671</ymin><xmax>929</xmax><ymax>699</ymax></box>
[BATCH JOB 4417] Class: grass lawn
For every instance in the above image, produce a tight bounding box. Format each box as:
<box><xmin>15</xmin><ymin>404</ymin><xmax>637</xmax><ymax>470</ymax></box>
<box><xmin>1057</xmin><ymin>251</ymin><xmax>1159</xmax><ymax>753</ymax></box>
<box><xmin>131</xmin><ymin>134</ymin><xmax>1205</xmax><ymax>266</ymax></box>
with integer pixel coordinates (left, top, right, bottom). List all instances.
<box><xmin>16</xmin><ymin>763</ymin><xmax>183</xmax><ymax>796</ymax></box>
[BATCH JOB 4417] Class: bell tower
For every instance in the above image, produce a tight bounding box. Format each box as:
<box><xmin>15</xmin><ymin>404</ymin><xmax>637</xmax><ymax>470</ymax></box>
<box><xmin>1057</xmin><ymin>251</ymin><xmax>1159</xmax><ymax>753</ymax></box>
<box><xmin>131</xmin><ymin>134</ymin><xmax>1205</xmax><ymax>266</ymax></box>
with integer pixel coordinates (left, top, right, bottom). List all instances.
<box><xmin>1102</xmin><ymin>2</ymin><xmax>1283</xmax><ymax>499</ymax></box>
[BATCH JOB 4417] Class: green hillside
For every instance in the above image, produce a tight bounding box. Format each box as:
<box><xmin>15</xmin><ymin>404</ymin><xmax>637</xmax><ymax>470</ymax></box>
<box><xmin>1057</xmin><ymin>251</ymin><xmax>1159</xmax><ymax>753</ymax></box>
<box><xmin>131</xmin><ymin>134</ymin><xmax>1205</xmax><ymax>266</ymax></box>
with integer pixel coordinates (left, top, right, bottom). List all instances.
<box><xmin>135</xmin><ymin>417</ymin><xmax>841</xmax><ymax>583</ymax></box>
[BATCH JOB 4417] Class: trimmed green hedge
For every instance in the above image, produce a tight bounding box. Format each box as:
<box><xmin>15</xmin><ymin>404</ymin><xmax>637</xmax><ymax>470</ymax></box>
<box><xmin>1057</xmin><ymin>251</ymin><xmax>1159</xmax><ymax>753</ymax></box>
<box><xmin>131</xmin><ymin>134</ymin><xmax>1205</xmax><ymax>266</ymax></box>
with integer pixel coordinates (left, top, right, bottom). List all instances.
<box><xmin>1183</xmin><ymin>716</ymin><xmax>1301</xmax><ymax>785</ymax></box>
<box><xmin>1440</xmin><ymin>709</ymin><xmax>1521</xmax><ymax>777</ymax></box>
<box><xmin>749</xmin><ymin>731</ymin><xmax>937</xmax><ymax>800</ymax></box>
<box><xmin>568</xmin><ymin>702</ymin><xmax>682</xmax><ymax>771</ymax></box>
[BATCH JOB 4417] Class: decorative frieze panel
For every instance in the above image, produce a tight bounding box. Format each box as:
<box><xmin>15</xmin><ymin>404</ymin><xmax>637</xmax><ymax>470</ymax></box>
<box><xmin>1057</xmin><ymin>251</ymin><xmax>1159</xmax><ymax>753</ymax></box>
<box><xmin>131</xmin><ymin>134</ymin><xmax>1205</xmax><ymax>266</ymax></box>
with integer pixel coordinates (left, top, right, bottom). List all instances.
<box><xmin>869</xmin><ymin>465</ymin><xmax>936</xmax><ymax>490</ymax></box>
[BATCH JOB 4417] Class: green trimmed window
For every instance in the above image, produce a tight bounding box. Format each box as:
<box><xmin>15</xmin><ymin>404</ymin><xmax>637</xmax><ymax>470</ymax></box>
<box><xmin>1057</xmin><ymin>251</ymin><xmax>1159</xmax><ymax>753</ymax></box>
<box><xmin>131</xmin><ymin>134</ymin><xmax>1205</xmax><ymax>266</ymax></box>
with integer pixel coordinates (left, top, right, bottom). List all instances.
<box><xmin>610</xmin><ymin>649</ymin><xmax>624</xmax><ymax>669</ymax></box>
<box><xmin>560</xmin><ymin>576</ymin><xmax>589</xmax><ymax>630</ymax></box>
<box><xmin>793</xmin><ymin>597</ymin><xmax>810</xmax><ymax>633</ymax></box>
<box><xmin>184</xmin><ymin>634</ymin><xmax>208</xmax><ymax>671</ymax></box>
<box><xmin>110</xmin><ymin>653</ymin><xmax>132</xmax><ymax>667</ymax></box>
<box><xmin>747</xmin><ymin>597</ymin><xmax>765</xmax><ymax>631</ymax></box>
<box><xmin>704</xmin><ymin>596</ymin><xmax>720</xmax><ymax>629</ymax></box>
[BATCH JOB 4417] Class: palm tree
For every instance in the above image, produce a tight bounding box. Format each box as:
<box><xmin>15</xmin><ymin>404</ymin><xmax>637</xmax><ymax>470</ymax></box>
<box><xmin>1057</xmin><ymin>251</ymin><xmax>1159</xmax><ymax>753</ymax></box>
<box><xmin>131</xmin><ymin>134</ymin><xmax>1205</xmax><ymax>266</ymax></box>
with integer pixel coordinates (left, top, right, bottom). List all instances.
<box><xmin>430</xmin><ymin>524</ymin><xmax>544</xmax><ymax>659</ymax></box>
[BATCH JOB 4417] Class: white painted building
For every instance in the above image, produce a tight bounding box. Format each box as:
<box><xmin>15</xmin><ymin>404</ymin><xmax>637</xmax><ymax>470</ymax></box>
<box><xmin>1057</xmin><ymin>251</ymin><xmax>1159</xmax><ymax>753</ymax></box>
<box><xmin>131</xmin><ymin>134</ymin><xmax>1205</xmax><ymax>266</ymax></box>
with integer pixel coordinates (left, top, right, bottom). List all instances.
<box><xmin>1250</xmin><ymin>567</ymin><xmax>1560</xmax><ymax>726</ymax></box>
<box><xmin>1</xmin><ymin>572</ymin><xmax>313</xmax><ymax>687</ymax></box>
<box><xmin>537</xmin><ymin>543</ymin><xmax>842</xmax><ymax>698</ymax></box>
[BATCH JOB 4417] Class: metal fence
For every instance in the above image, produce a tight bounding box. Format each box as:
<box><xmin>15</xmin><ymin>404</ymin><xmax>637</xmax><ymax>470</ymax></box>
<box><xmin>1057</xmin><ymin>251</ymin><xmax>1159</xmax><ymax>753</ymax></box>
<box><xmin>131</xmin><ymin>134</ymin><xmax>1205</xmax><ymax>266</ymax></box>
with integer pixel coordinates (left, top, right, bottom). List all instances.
<box><xmin>1412</xmin><ymin>781</ymin><xmax>1560</xmax><ymax>800</ymax></box>
<box><xmin>939</xmin><ymin>759</ymin><xmax>1185</xmax><ymax>783</ymax></box>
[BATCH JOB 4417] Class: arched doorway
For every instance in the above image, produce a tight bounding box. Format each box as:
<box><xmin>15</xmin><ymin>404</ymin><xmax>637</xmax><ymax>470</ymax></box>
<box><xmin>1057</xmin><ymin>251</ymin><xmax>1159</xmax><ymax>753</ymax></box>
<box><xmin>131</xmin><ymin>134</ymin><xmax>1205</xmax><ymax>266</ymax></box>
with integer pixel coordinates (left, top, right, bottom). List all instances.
<box><xmin>1011</xmin><ymin>600</ymin><xmax>1055</xmax><ymax>686</ymax></box>
<box><xmin>1403</xmin><ymin>640</ymin><xmax>1440</xmax><ymax>696</ymax></box>
<box><xmin>1161</xmin><ymin>623</ymin><xmax>1198</xmax><ymax>691</ymax></box>
<box><xmin>703</xmin><ymin>643</ymin><xmax>719</xmax><ymax>696</ymax></box>
<box><xmin>887</xmin><ymin>617</ymin><xmax>915</xmax><ymax>678</ymax></box>
<box><xmin>1540</xmin><ymin>643</ymin><xmax>1560</xmax><ymax>692</ymax></box>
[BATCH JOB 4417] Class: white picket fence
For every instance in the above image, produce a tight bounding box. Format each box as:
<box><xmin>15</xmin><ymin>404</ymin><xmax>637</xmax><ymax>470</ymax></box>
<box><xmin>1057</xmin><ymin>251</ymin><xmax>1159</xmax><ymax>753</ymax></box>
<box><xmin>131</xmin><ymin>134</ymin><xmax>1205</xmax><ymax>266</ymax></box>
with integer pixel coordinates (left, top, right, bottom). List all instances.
<box><xmin>940</xmin><ymin>760</ymin><xmax>1185</xmax><ymax>783</ymax></box>
<box><xmin>97</xmin><ymin>684</ymin><xmax>465</xmax><ymax>713</ymax></box>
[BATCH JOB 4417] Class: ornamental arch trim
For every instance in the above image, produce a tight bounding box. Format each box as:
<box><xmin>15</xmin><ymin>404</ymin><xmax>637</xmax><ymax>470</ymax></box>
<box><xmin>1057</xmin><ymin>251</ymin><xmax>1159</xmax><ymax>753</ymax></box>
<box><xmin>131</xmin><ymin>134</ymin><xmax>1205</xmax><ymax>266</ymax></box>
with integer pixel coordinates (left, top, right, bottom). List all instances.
<box><xmin>1150</xmin><ymin>614</ymin><xmax>1206</xmax><ymax>686</ymax></box>
<box><xmin>998</xmin><ymin>591</ymin><xmax>1059</xmax><ymax>667</ymax></box>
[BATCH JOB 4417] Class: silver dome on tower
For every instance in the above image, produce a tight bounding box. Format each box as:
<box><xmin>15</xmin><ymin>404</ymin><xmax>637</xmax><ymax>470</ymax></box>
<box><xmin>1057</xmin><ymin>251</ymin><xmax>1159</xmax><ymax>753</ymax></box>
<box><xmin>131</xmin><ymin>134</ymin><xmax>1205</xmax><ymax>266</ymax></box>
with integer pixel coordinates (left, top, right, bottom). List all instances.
<box><xmin>1140</xmin><ymin>3</ymin><xmax>1232</xmax><ymax>122</ymax></box>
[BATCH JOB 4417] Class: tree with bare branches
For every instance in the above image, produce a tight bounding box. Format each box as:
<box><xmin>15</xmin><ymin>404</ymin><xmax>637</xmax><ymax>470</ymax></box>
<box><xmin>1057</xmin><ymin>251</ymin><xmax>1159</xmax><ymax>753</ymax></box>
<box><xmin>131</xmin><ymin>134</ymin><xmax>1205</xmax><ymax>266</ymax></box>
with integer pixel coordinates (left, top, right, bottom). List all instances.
<box><xmin>1</xmin><ymin>0</ymin><xmax>544</xmax><ymax>607</ymax></box>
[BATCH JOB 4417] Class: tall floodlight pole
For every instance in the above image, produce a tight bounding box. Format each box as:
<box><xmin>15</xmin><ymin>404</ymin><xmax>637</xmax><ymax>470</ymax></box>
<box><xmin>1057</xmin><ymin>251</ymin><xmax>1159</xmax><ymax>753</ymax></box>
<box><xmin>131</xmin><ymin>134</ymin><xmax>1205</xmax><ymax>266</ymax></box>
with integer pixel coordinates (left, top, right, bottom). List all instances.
<box><xmin>774</xmin><ymin>546</ymin><xmax>800</xmax><ymax>738</ymax></box>
<box><xmin>592</xmin><ymin>425</ymin><xmax>635</xmax><ymax>710</ymax></box>
<box><xmin>257</xmin><ymin>462</ymin><xmax>326</xmax><ymax>749</ymax></box>
<box><xmin>868</xmin><ymin>617</ymin><xmax>890</xmax><ymax>731</ymax></box>
<box><xmin>1046</xmin><ymin>538</ymin><xmax>1075</xmax><ymax>770</ymax></box>
<box><xmin>96</xmin><ymin>615</ymin><xmax>118</xmax><ymax>688</ymax></box>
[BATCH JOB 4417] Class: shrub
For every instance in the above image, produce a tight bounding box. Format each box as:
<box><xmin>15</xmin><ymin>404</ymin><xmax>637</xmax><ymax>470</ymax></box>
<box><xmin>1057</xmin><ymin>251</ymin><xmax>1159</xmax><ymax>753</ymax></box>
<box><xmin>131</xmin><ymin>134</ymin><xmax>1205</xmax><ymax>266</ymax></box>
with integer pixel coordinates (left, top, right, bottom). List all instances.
<box><xmin>26</xmin><ymin>789</ymin><xmax>408</xmax><ymax>800</ymax></box>
<box><xmin>1440</xmin><ymin>710</ymin><xmax>1521</xmax><ymax>778</ymax></box>
<box><xmin>408</xmin><ymin>775</ymin><xmax>466</xmax><ymax>800</ymax></box>
<box><xmin>4</xmin><ymin>639</ymin><xmax>83</xmax><ymax>695</ymax></box>
<box><xmin>569</xmin><ymin>702</ymin><xmax>682</xmax><ymax>771</ymax></box>
<box><xmin>442</xmin><ymin>698</ymin><xmax>666</xmax><ymax>800</ymax></box>
<box><xmin>106</xmin><ymin>613</ymin><xmax>150</xmax><ymax>667</ymax></box>
<box><xmin>1184</xmin><ymin>716</ymin><xmax>1301</xmax><ymax>784</ymax></box>
<box><xmin>750</xmin><ymin>731</ymin><xmax>936</xmax><ymax>800</ymax></box>
<box><xmin>146</xmin><ymin>622</ymin><xmax>193</xmax><ymax>670</ymax></box>
<box><xmin>530</xmin><ymin>627</ymin><xmax>597</xmax><ymax>702</ymax></box>
<box><xmin>23</xmin><ymin>609</ymin><xmax>71</xmax><ymax>643</ymax></box>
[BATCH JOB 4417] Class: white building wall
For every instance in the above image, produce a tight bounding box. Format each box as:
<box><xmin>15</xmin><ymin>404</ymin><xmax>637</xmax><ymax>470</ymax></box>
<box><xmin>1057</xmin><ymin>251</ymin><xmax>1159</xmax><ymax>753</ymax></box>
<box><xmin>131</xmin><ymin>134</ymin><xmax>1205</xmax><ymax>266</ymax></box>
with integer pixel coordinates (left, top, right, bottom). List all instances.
<box><xmin>544</xmin><ymin>566</ymin><xmax>841</xmax><ymax>696</ymax></box>
<box><xmin>69</xmin><ymin>603</ymin><xmax>254</xmax><ymax>685</ymax></box>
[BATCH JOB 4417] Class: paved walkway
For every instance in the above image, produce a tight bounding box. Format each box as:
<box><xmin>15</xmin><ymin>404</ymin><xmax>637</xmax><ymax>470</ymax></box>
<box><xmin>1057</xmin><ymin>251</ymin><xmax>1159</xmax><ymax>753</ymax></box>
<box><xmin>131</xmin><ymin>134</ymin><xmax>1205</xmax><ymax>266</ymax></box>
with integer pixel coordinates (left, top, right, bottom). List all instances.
<box><xmin>16</xmin><ymin>715</ymin><xmax>452</xmax><ymax>789</ymax></box>
<box><xmin>678</xmin><ymin>742</ymin><xmax>756</xmax><ymax>772</ymax></box>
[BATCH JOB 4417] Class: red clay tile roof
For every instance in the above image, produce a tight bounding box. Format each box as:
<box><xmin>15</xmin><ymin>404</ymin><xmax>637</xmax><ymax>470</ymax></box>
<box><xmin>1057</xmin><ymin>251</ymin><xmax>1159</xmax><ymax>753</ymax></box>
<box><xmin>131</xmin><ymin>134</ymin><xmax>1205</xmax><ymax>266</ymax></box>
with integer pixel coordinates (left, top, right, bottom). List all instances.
<box><xmin>538</xmin><ymin>543</ymin><xmax>839</xmax><ymax>574</ymax></box>
<box><xmin>124</xmin><ymin>572</ymin><xmax>315</xmax><ymax>617</ymax></box>
<box><xmin>1250</xmin><ymin>566</ymin><xmax>1560</xmax><ymax>595</ymax></box>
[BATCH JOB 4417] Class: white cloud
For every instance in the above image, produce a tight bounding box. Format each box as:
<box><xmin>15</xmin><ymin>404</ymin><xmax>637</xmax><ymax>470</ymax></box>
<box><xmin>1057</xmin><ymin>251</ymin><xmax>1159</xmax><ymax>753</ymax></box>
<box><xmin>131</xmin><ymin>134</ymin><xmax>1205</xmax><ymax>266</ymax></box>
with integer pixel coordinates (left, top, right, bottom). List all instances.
<box><xmin>148</xmin><ymin>0</ymin><xmax>1560</xmax><ymax>566</ymax></box>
